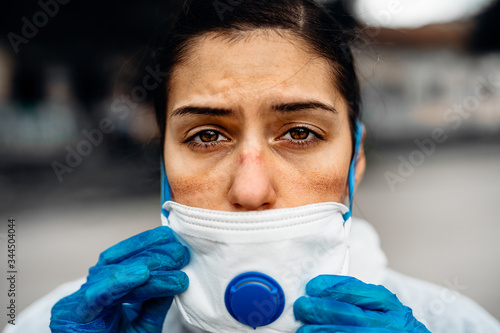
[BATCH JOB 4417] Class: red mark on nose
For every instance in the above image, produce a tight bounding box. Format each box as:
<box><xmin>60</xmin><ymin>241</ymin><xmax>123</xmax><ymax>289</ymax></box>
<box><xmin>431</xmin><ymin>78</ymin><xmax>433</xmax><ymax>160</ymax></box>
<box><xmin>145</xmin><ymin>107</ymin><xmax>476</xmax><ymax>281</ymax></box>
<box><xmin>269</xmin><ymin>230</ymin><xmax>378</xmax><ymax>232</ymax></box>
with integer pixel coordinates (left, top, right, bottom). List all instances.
<box><xmin>238</xmin><ymin>152</ymin><xmax>262</xmax><ymax>165</ymax></box>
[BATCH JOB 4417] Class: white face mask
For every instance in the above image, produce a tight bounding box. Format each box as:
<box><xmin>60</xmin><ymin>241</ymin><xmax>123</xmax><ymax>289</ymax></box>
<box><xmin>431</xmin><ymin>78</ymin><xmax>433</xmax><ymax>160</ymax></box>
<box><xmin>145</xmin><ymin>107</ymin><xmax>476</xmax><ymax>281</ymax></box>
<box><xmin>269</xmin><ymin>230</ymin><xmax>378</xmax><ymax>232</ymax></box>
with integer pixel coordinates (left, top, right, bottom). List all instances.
<box><xmin>161</xmin><ymin>200</ymin><xmax>351</xmax><ymax>333</ymax></box>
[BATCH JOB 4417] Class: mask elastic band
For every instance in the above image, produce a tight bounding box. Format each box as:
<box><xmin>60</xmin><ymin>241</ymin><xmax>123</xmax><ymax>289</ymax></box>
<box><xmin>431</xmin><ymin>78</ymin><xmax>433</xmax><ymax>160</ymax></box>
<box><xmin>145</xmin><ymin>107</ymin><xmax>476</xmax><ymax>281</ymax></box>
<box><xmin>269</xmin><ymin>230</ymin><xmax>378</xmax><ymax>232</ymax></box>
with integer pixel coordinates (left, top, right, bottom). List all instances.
<box><xmin>161</xmin><ymin>159</ymin><xmax>172</xmax><ymax>218</ymax></box>
<box><xmin>342</xmin><ymin>119</ymin><xmax>364</xmax><ymax>223</ymax></box>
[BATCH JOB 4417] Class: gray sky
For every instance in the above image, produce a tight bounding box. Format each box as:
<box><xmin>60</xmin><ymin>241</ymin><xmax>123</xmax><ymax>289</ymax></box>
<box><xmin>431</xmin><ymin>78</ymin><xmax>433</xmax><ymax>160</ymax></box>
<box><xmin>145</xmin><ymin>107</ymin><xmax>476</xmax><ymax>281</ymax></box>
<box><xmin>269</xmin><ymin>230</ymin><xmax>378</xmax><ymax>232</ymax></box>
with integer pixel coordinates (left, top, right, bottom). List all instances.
<box><xmin>353</xmin><ymin>0</ymin><xmax>494</xmax><ymax>28</ymax></box>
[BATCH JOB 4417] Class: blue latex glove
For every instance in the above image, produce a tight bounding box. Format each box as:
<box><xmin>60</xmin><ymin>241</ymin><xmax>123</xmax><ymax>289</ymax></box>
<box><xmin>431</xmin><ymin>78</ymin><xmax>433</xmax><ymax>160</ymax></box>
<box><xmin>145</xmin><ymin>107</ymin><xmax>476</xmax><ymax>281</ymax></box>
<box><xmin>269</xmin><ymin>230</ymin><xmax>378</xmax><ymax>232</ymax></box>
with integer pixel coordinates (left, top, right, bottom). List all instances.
<box><xmin>294</xmin><ymin>275</ymin><xmax>430</xmax><ymax>333</ymax></box>
<box><xmin>50</xmin><ymin>226</ymin><xmax>189</xmax><ymax>333</ymax></box>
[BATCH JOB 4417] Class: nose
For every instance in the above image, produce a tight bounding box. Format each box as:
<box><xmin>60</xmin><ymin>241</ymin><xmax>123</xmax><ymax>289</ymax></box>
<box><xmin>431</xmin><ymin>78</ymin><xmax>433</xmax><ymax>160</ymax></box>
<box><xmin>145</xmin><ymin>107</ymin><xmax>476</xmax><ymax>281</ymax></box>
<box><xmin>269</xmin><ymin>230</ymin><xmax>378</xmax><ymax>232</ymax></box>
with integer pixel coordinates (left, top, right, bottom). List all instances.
<box><xmin>227</xmin><ymin>151</ymin><xmax>277</xmax><ymax>211</ymax></box>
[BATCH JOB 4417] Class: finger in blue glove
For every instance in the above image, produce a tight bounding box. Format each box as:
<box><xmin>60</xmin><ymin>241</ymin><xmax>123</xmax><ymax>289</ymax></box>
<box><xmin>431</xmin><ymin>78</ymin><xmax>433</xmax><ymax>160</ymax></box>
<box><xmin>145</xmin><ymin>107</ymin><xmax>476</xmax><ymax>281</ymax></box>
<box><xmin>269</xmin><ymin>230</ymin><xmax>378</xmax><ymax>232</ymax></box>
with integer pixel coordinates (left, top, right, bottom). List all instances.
<box><xmin>50</xmin><ymin>226</ymin><xmax>190</xmax><ymax>333</ymax></box>
<box><xmin>294</xmin><ymin>275</ymin><xmax>430</xmax><ymax>332</ymax></box>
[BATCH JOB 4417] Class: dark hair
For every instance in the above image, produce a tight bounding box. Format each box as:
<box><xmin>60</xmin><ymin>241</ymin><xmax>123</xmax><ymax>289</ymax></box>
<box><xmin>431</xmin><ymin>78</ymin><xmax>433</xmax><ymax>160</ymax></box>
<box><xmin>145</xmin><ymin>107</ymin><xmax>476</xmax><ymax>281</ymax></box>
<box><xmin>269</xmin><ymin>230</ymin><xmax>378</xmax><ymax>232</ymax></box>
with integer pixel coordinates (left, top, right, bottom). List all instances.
<box><xmin>153</xmin><ymin>0</ymin><xmax>361</xmax><ymax>157</ymax></box>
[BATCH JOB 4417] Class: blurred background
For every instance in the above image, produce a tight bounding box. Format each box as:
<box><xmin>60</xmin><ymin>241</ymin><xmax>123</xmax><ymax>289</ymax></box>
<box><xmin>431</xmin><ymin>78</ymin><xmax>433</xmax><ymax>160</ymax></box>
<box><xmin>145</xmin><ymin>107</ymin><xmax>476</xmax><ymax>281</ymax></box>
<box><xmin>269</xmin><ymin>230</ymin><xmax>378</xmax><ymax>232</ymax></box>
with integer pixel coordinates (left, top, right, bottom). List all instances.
<box><xmin>1</xmin><ymin>0</ymin><xmax>499</xmax><ymax>329</ymax></box>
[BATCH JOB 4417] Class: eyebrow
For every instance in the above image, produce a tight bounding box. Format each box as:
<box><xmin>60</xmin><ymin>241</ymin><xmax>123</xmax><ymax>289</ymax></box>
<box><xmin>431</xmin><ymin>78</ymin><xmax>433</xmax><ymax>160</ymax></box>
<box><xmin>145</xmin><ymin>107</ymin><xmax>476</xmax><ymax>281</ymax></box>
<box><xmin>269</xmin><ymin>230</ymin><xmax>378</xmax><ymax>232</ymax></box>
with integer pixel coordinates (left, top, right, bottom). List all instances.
<box><xmin>274</xmin><ymin>102</ymin><xmax>338</xmax><ymax>114</ymax></box>
<box><xmin>170</xmin><ymin>101</ymin><xmax>338</xmax><ymax>119</ymax></box>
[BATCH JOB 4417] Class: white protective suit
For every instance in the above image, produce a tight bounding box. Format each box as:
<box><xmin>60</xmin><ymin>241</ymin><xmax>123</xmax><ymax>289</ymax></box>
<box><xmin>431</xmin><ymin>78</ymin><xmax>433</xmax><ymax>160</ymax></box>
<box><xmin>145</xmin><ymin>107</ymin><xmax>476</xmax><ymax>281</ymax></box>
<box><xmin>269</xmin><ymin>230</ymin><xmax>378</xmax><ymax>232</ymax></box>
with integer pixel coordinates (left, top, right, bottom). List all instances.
<box><xmin>3</xmin><ymin>216</ymin><xmax>500</xmax><ymax>333</ymax></box>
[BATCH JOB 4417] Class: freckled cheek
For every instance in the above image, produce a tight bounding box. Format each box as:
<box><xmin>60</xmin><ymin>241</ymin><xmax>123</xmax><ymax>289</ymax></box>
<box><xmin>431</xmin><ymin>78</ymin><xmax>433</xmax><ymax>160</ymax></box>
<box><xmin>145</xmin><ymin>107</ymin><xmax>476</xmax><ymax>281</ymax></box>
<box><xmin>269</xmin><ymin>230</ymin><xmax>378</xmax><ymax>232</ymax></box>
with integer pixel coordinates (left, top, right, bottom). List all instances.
<box><xmin>280</xmin><ymin>170</ymin><xmax>347</xmax><ymax>204</ymax></box>
<box><xmin>165</xmin><ymin>154</ymin><xmax>231</xmax><ymax>209</ymax></box>
<box><xmin>273</xmin><ymin>144</ymin><xmax>351</xmax><ymax>204</ymax></box>
<box><xmin>167</xmin><ymin>173</ymin><xmax>224</xmax><ymax>208</ymax></box>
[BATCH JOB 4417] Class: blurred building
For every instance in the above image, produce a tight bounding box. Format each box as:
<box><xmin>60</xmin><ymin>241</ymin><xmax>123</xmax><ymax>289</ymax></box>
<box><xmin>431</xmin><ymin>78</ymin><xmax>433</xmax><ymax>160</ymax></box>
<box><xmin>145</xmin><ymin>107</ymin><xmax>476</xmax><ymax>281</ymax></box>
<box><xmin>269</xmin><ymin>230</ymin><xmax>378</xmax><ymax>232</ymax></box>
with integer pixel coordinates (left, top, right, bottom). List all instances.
<box><xmin>345</xmin><ymin>0</ymin><xmax>500</xmax><ymax>143</ymax></box>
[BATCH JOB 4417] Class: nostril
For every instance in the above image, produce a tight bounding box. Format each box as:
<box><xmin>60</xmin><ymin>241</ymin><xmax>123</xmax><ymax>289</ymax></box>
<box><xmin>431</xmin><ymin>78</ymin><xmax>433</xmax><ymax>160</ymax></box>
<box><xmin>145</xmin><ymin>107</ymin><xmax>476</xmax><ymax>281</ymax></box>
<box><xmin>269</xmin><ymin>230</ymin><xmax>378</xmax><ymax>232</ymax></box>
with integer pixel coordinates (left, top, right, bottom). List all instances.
<box><xmin>232</xmin><ymin>202</ymin><xmax>273</xmax><ymax>211</ymax></box>
<box><xmin>257</xmin><ymin>203</ymin><xmax>272</xmax><ymax>211</ymax></box>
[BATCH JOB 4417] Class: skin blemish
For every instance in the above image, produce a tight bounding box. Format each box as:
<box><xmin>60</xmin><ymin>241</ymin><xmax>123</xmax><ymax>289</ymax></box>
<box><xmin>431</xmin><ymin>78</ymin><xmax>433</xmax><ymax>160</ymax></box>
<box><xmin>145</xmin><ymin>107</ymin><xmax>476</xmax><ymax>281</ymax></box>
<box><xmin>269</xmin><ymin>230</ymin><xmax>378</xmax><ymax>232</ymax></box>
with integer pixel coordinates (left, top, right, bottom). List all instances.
<box><xmin>169</xmin><ymin>174</ymin><xmax>224</xmax><ymax>210</ymax></box>
<box><xmin>237</xmin><ymin>152</ymin><xmax>263</xmax><ymax>165</ymax></box>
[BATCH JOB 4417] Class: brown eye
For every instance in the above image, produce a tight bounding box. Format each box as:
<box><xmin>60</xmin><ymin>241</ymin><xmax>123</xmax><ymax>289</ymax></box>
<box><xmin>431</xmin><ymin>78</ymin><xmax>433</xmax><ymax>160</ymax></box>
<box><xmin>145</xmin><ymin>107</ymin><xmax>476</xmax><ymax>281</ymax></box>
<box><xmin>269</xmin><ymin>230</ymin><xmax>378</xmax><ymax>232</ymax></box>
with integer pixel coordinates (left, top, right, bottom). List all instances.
<box><xmin>289</xmin><ymin>128</ymin><xmax>310</xmax><ymax>140</ymax></box>
<box><xmin>280</xmin><ymin>126</ymin><xmax>323</xmax><ymax>148</ymax></box>
<box><xmin>199</xmin><ymin>130</ymin><xmax>218</xmax><ymax>142</ymax></box>
<box><xmin>187</xmin><ymin>129</ymin><xmax>230</xmax><ymax>148</ymax></box>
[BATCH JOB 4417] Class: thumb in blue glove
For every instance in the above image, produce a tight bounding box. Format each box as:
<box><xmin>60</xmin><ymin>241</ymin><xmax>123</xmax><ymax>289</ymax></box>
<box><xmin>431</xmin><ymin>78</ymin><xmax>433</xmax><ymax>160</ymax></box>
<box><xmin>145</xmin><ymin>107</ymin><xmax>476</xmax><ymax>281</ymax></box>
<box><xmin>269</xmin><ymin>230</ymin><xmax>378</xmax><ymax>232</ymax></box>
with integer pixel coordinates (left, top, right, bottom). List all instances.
<box><xmin>50</xmin><ymin>226</ymin><xmax>189</xmax><ymax>333</ymax></box>
<box><xmin>294</xmin><ymin>275</ymin><xmax>430</xmax><ymax>333</ymax></box>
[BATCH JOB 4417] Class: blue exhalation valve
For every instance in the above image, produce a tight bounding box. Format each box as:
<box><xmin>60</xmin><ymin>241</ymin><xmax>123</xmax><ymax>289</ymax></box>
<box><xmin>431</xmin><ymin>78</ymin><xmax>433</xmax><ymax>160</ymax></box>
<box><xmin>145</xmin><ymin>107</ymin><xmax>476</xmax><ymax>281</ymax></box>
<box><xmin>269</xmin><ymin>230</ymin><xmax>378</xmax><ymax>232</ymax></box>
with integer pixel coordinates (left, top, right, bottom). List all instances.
<box><xmin>224</xmin><ymin>272</ymin><xmax>285</xmax><ymax>329</ymax></box>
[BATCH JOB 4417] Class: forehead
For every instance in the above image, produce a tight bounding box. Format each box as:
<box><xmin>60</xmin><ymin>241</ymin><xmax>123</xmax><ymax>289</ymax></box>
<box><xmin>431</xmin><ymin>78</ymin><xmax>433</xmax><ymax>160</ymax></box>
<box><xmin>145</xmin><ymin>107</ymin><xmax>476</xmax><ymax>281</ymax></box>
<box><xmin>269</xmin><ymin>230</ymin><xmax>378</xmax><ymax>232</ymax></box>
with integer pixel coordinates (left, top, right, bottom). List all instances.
<box><xmin>167</xmin><ymin>30</ymin><xmax>343</xmax><ymax>112</ymax></box>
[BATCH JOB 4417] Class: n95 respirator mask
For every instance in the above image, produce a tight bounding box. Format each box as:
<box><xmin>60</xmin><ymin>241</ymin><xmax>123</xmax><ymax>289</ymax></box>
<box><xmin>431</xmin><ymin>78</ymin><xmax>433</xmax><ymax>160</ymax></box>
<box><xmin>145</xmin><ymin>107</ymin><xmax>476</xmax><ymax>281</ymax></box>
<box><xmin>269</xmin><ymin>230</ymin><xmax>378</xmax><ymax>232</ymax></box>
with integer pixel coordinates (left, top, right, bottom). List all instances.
<box><xmin>161</xmin><ymin>200</ymin><xmax>351</xmax><ymax>333</ymax></box>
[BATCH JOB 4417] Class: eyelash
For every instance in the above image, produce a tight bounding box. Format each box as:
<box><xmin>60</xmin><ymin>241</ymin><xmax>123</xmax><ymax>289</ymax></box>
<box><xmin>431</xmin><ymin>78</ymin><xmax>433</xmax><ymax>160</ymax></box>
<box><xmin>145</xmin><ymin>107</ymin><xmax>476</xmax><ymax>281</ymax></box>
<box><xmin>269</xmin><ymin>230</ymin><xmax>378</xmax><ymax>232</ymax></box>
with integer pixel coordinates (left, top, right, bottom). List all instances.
<box><xmin>281</xmin><ymin>127</ymin><xmax>324</xmax><ymax>147</ymax></box>
<box><xmin>185</xmin><ymin>127</ymin><xmax>324</xmax><ymax>150</ymax></box>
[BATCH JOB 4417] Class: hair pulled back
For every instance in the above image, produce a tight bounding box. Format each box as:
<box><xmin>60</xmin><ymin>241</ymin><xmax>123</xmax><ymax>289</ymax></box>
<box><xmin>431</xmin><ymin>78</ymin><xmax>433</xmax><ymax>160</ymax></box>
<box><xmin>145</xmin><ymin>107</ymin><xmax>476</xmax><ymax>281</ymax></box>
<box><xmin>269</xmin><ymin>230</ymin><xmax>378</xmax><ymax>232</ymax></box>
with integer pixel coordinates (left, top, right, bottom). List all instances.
<box><xmin>153</xmin><ymin>0</ymin><xmax>361</xmax><ymax>155</ymax></box>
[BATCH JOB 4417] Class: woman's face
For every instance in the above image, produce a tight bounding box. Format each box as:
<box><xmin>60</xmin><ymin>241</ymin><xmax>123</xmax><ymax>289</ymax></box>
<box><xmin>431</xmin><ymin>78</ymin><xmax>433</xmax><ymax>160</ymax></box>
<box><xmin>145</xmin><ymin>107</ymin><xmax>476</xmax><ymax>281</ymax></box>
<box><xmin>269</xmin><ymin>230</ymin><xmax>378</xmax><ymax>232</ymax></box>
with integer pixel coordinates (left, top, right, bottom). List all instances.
<box><xmin>164</xmin><ymin>30</ymin><xmax>364</xmax><ymax>211</ymax></box>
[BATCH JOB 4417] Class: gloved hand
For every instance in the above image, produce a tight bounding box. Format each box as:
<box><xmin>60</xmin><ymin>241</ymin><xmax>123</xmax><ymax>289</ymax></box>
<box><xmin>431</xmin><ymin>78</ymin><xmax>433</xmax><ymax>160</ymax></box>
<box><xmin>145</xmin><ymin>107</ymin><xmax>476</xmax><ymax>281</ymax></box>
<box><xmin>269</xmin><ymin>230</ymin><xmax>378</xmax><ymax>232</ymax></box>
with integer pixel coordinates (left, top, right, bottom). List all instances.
<box><xmin>50</xmin><ymin>226</ymin><xmax>189</xmax><ymax>333</ymax></box>
<box><xmin>294</xmin><ymin>275</ymin><xmax>430</xmax><ymax>333</ymax></box>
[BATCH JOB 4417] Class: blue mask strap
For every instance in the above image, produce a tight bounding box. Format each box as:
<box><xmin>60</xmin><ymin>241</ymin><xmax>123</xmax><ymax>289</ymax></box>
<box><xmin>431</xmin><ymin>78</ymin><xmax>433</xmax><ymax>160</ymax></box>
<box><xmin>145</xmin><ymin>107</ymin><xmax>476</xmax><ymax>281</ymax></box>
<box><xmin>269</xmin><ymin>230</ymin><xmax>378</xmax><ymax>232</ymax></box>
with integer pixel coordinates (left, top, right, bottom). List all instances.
<box><xmin>342</xmin><ymin>119</ymin><xmax>364</xmax><ymax>223</ymax></box>
<box><xmin>161</xmin><ymin>158</ymin><xmax>172</xmax><ymax>218</ymax></box>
